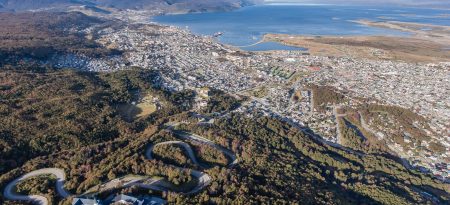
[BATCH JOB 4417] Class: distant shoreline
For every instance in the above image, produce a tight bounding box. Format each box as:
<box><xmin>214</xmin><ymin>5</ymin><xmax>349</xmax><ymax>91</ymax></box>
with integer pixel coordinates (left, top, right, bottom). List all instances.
<box><xmin>152</xmin><ymin>5</ymin><xmax>450</xmax><ymax>58</ymax></box>
<box><xmin>262</xmin><ymin>20</ymin><xmax>450</xmax><ymax>63</ymax></box>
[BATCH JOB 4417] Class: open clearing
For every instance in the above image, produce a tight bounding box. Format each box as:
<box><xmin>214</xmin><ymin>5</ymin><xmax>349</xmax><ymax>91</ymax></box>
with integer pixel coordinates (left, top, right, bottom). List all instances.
<box><xmin>118</xmin><ymin>94</ymin><xmax>157</xmax><ymax>121</ymax></box>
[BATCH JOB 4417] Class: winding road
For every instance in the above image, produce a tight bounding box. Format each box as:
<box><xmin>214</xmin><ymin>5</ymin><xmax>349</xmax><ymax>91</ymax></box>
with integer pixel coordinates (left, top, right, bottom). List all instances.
<box><xmin>358</xmin><ymin>111</ymin><xmax>384</xmax><ymax>140</ymax></box>
<box><xmin>169</xmin><ymin>130</ymin><xmax>239</xmax><ymax>166</ymax></box>
<box><xmin>146</xmin><ymin>141</ymin><xmax>203</xmax><ymax>167</ymax></box>
<box><xmin>145</xmin><ymin>140</ymin><xmax>212</xmax><ymax>194</ymax></box>
<box><xmin>3</xmin><ymin>168</ymin><xmax>70</xmax><ymax>205</ymax></box>
<box><xmin>3</xmin><ymin>129</ymin><xmax>237</xmax><ymax>204</ymax></box>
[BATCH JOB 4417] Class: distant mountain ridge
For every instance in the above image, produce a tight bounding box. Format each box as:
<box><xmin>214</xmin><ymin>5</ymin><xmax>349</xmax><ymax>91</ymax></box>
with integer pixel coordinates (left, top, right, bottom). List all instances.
<box><xmin>0</xmin><ymin>0</ymin><xmax>259</xmax><ymax>12</ymax></box>
<box><xmin>263</xmin><ymin>0</ymin><xmax>450</xmax><ymax>9</ymax></box>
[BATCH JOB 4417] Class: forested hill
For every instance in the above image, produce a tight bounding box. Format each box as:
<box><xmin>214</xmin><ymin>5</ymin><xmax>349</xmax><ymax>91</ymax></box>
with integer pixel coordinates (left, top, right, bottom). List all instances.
<box><xmin>1</xmin><ymin>66</ymin><xmax>449</xmax><ymax>204</ymax></box>
<box><xmin>0</xmin><ymin>10</ymin><xmax>449</xmax><ymax>205</ymax></box>
<box><xmin>0</xmin><ymin>0</ymin><xmax>258</xmax><ymax>12</ymax></box>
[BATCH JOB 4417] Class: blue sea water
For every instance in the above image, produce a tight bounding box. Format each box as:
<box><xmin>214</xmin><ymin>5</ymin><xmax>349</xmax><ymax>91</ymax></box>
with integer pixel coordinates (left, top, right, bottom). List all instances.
<box><xmin>153</xmin><ymin>5</ymin><xmax>450</xmax><ymax>51</ymax></box>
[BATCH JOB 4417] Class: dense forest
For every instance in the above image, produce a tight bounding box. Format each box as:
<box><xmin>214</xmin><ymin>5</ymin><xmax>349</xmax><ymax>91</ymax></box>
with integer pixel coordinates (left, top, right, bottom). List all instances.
<box><xmin>0</xmin><ymin>9</ymin><xmax>449</xmax><ymax>205</ymax></box>
<box><xmin>1</xmin><ymin>65</ymin><xmax>449</xmax><ymax>204</ymax></box>
<box><xmin>308</xmin><ymin>85</ymin><xmax>347</xmax><ymax>111</ymax></box>
<box><xmin>0</xmin><ymin>12</ymin><xmax>121</xmax><ymax>63</ymax></box>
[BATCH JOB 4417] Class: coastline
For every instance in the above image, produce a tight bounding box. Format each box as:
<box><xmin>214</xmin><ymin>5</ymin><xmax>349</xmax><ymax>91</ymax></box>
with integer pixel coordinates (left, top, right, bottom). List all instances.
<box><xmin>353</xmin><ymin>20</ymin><xmax>450</xmax><ymax>43</ymax></box>
<box><xmin>1</xmin><ymin>5</ymin><xmax>449</xmax><ymax>205</ymax></box>
<box><xmin>150</xmin><ymin>5</ymin><xmax>450</xmax><ymax>59</ymax></box>
<box><xmin>261</xmin><ymin>20</ymin><xmax>450</xmax><ymax>62</ymax></box>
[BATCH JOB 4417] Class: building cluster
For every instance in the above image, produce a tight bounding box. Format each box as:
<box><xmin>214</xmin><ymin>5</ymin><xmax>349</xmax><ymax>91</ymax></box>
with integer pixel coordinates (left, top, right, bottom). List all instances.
<box><xmin>298</xmin><ymin>56</ymin><xmax>450</xmax><ymax>181</ymax></box>
<box><xmin>40</xmin><ymin>14</ymin><xmax>449</xmax><ymax>182</ymax></box>
<box><xmin>303</xmin><ymin>57</ymin><xmax>450</xmax><ymax>137</ymax></box>
<box><xmin>73</xmin><ymin>194</ymin><xmax>166</xmax><ymax>205</ymax></box>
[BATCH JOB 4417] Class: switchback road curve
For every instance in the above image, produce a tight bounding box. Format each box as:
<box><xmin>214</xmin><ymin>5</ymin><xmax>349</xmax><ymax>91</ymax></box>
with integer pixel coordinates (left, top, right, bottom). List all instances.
<box><xmin>3</xmin><ymin>131</ymin><xmax>237</xmax><ymax>204</ymax></box>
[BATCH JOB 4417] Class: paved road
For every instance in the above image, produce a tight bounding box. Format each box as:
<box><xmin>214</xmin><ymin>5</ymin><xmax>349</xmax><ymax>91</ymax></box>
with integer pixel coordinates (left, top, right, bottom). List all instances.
<box><xmin>89</xmin><ymin>139</ymin><xmax>216</xmax><ymax>196</ymax></box>
<box><xmin>358</xmin><ymin>112</ymin><xmax>412</xmax><ymax>169</ymax></box>
<box><xmin>145</xmin><ymin>140</ymin><xmax>219</xmax><ymax>194</ymax></box>
<box><xmin>333</xmin><ymin>106</ymin><xmax>346</xmax><ymax>144</ymax></box>
<box><xmin>145</xmin><ymin>140</ymin><xmax>213</xmax><ymax>194</ymax></box>
<box><xmin>165</xmin><ymin>124</ymin><xmax>238</xmax><ymax>166</ymax></box>
<box><xmin>3</xmin><ymin>168</ymin><xmax>70</xmax><ymax>205</ymax></box>
<box><xmin>146</xmin><ymin>141</ymin><xmax>203</xmax><ymax>167</ymax></box>
<box><xmin>358</xmin><ymin>111</ymin><xmax>383</xmax><ymax>140</ymax></box>
<box><xmin>130</xmin><ymin>170</ymin><xmax>211</xmax><ymax>195</ymax></box>
<box><xmin>4</xmin><ymin>128</ymin><xmax>238</xmax><ymax>204</ymax></box>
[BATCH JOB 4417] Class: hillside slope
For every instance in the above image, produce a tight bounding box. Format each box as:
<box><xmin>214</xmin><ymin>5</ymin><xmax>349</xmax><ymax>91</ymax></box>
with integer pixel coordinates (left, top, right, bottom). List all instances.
<box><xmin>0</xmin><ymin>10</ymin><xmax>448</xmax><ymax>205</ymax></box>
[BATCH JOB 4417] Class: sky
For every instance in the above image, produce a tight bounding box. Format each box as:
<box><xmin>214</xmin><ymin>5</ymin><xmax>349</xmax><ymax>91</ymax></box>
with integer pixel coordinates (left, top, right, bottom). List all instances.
<box><xmin>263</xmin><ymin>0</ymin><xmax>450</xmax><ymax>6</ymax></box>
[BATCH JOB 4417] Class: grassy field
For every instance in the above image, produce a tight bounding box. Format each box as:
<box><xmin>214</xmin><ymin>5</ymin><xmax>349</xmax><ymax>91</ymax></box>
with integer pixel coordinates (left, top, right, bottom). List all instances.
<box><xmin>117</xmin><ymin>94</ymin><xmax>157</xmax><ymax>121</ymax></box>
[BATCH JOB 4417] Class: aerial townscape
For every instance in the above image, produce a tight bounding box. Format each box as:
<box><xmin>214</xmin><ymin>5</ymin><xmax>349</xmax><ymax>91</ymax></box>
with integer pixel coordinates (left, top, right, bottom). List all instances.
<box><xmin>0</xmin><ymin>0</ymin><xmax>449</xmax><ymax>205</ymax></box>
